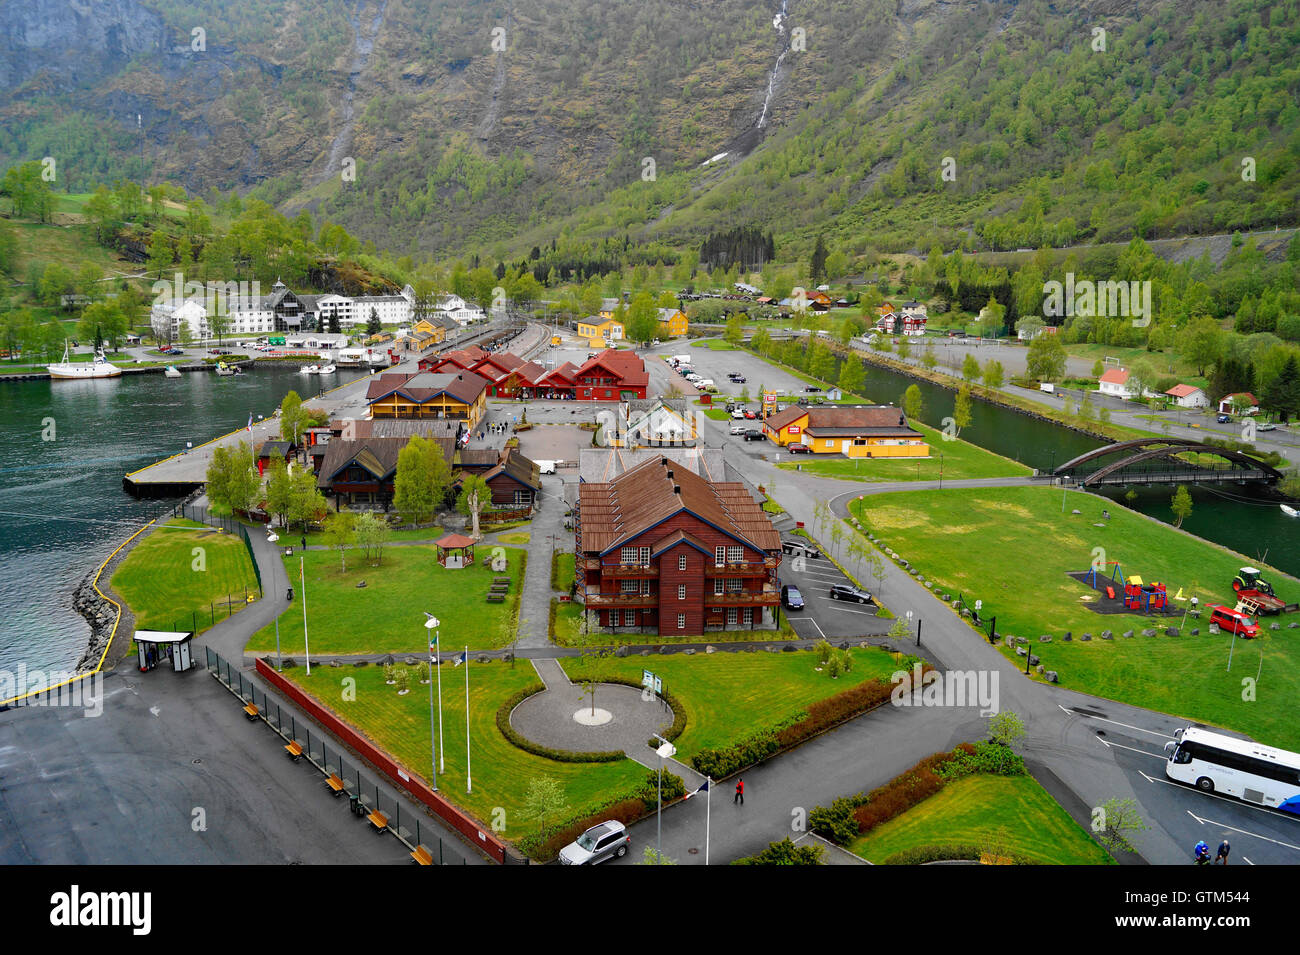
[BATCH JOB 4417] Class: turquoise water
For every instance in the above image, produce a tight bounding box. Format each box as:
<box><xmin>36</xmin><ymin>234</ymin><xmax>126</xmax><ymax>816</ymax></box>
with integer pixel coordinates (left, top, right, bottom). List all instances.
<box><xmin>0</xmin><ymin>365</ymin><xmax>371</xmax><ymax>678</ymax></box>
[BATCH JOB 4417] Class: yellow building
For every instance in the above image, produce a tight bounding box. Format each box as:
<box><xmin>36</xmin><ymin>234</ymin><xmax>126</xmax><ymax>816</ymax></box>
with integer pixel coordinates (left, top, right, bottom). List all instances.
<box><xmin>365</xmin><ymin>370</ymin><xmax>489</xmax><ymax>428</ymax></box>
<box><xmin>657</xmin><ymin>308</ymin><xmax>689</xmax><ymax>338</ymax></box>
<box><xmin>411</xmin><ymin>318</ymin><xmax>448</xmax><ymax>343</ymax></box>
<box><xmin>577</xmin><ymin>317</ymin><xmax>624</xmax><ymax>346</ymax></box>
<box><xmin>763</xmin><ymin>405</ymin><xmax>928</xmax><ymax>457</ymax></box>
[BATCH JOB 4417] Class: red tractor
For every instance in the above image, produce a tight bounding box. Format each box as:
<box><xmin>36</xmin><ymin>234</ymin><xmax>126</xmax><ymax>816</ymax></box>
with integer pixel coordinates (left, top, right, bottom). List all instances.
<box><xmin>1232</xmin><ymin>567</ymin><xmax>1286</xmax><ymax>615</ymax></box>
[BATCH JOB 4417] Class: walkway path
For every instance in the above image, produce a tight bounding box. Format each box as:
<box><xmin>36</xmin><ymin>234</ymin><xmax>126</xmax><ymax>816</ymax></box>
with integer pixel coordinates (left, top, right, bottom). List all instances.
<box><xmin>516</xmin><ymin>491</ymin><xmax>568</xmax><ymax>650</ymax></box>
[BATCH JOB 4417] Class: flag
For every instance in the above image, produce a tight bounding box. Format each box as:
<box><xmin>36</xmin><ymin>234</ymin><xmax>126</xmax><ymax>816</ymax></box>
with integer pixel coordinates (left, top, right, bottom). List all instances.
<box><xmin>684</xmin><ymin>780</ymin><xmax>710</xmax><ymax>800</ymax></box>
<box><xmin>428</xmin><ymin>638</ymin><xmax>437</xmax><ymax>661</ymax></box>
<box><xmin>454</xmin><ymin>650</ymin><xmax>466</xmax><ymax>668</ymax></box>
<box><xmin>246</xmin><ymin>412</ymin><xmax>253</xmax><ymax>433</ymax></box>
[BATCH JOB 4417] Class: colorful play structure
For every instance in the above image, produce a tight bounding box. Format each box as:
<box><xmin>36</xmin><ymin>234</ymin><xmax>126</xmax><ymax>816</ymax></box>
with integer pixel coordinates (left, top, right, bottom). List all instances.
<box><xmin>1079</xmin><ymin>559</ymin><xmax>1173</xmax><ymax>615</ymax></box>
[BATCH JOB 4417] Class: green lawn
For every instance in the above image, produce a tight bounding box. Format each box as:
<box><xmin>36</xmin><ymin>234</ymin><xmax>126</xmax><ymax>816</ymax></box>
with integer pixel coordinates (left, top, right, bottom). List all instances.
<box><xmin>691</xmin><ymin>338</ymin><xmax>740</xmax><ymax>351</ymax></box>
<box><xmin>112</xmin><ymin>518</ymin><xmax>259</xmax><ymax>633</ymax></box>
<box><xmin>848</xmin><ymin>773</ymin><xmax>1113</xmax><ymax>865</ymax></box>
<box><xmin>549</xmin><ymin>599</ymin><xmax>797</xmax><ymax>647</ymax></box>
<box><xmin>852</xmin><ymin>485</ymin><xmax>1300</xmax><ymax>749</ymax></box>
<box><xmin>247</xmin><ymin>543</ymin><xmax>524</xmax><ymax>654</ymax></box>
<box><xmin>777</xmin><ymin>420</ymin><xmax>1030</xmax><ymax>483</ymax></box>
<box><xmin>563</xmin><ymin>647</ymin><xmax>908</xmax><ymax>758</ymax></box>
<box><xmin>280</xmin><ymin>661</ymin><xmax>645</xmax><ymax>837</ymax></box>
<box><xmin>692</xmin><ymin>400</ymin><xmax>730</xmax><ymax>420</ymax></box>
<box><xmin>551</xmin><ymin>552</ymin><xmax>576</xmax><ymax>591</ymax></box>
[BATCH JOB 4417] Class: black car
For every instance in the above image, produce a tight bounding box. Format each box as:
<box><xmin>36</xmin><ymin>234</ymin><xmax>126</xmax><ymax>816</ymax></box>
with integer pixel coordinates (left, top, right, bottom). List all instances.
<box><xmin>804</xmin><ymin>386</ymin><xmax>821</xmax><ymax>393</ymax></box>
<box><xmin>829</xmin><ymin>583</ymin><xmax>873</xmax><ymax>604</ymax></box>
<box><xmin>743</xmin><ymin>429</ymin><xmax>765</xmax><ymax>441</ymax></box>
<box><xmin>782</xmin><ymin>540</ymin><xmax>822</xmax><ymax>559</ymax></box>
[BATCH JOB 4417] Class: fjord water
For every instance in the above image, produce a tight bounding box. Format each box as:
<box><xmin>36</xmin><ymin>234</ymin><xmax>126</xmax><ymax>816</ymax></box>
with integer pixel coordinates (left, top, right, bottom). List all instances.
<box><xmin>0</xmin><ymin>365</ymin><xmax>371</xmax><ymax>680</ymax></box>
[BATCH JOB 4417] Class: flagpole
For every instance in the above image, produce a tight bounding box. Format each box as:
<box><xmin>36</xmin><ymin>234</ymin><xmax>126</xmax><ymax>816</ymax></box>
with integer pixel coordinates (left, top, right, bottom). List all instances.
<box><xmin>300</xmin><ymin>555</ymin><xmax>310</xmax><ymax>675</ymax></box>
<box><xmin>427</xmin><ymin>623</ymin><xmax>439</xmax><ymax>792</ymax></box>
<box><xmin>464</xmin><ymin>645</ymin><xmax>472</xmax><ymax>793</ymax></box>
<box><xmin>437</xmin><ymin>636</ymin><xmax>444</xmax><ymax>772</ymax></box>
<box><xmin>706</xmin><ymin>775</ymin><xmax>712</xmax><ymax>866</ymax></box>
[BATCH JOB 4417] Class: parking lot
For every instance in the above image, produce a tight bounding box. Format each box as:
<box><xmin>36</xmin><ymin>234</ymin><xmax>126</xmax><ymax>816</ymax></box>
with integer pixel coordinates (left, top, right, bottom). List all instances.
<box><xmin>773</xmin><ymin>539</ymin><xmax>893</xmax><ymax>641</ymax></box>
<box><xmin>644</xmin><ymin>339</ymin><xmax>813</xmax><ymax>411</ymax></box>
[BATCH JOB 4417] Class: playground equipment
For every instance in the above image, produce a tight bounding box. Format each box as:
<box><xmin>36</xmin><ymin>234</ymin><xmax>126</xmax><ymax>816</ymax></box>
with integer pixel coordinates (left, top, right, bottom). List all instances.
<box><xmin>1084</xmin><ymin>561</ymin><xmax>1125</xmax><ymax>600</ymax></box>
<box><xmin>1232</xmin><ymin>567</ymin><xmax>1287</xmax><ymax>615</ymax></box>
<box><xmin>1124</xmin><ymin>576</ymin><xmax>1168</xmax><ymax>613</ymax></box>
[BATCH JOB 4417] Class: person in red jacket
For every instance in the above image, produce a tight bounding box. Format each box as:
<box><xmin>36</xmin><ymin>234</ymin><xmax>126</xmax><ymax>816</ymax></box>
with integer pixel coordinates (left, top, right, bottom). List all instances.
<box><xmin>734</xmin><ymin>778</ymin><xmax>744</xmax><ymax>805</ymax></box>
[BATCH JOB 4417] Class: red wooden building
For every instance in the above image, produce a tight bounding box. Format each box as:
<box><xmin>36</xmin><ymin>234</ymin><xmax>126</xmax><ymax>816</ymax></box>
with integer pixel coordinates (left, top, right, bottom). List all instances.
<box><xmin>571</xmin><ymin>349</ymin><xmax>649</xmax><ymax>401</ymax></box>
<box><xmin>575</xmin><ymin>455</ymin><xmax>781</xmax><ymax>635</ymax></box>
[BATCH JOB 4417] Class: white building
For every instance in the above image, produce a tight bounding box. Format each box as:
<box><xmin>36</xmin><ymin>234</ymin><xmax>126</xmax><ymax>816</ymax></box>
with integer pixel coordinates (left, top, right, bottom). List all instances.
<box><xmin>1164</xmin><ymin>384</ymin><xmax>1209</xmax><ymax>409</ymax></box>
<box><xmin>435</xmin><ymin>294</ymin><xmax>486</xmax><ymax>326</ymax></box>
<box><xmin>1098</xmin><ymin>368</ymin><xmax>1137</xmax><ymax>398</ymax></box>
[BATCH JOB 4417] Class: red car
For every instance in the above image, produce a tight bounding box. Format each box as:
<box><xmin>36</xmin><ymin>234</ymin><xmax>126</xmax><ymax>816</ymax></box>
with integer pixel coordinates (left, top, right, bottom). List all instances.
<box><xmin>1209</xmin><ymin>605</ymin><xmax>1259</xmax><ymax>639</ymax></box>
<box><xmin>788</xmin><ymin>443</ymin><xmax>811</xmax><ymax>454</ymax></box>
<box><xmin>743</xmin><ymin>410</ymin><xmax>757</xmax><ymax>419</ymax></box>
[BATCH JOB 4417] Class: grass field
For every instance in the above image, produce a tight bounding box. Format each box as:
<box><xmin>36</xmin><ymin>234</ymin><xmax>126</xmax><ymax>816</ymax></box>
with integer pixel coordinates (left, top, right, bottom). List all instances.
<box><xmin>848</xmin><ymin>773</ymin><xmax>1113</xmax><ymax>865</ymax></box>
<box><xmin>297</xmin><ymin>526</ymin><xmax>444</xmax><ymax>549</ymax></box>
<box><xmin>777</xmin><ymin>420</ymin><xmax>1031</xmax><ymax>482</ymax></box>
<box><xmin>280</xmin><ymin>661</ymin><xmax>646</xmax><ymax>837</ymax></box>
<box><xmin>851</xmin><ymin>485</ymin><xmax>1300</xmax><ymax>749</ymax></box>
<box><xmin>691</xmin><ymin>339</ymin><xmax>740</xmax><ymax>351</ymax></box>
<box><xmin>551</xmin><ymin>552</ymin><xmax>576</xmax><ymax>591</ymax></box>
<box><xmin>246</xmin><ymin>543</ymin><xmax>524</xmax><ymax>654</ymax></box>
<box><xmin>562</xmin><ymin>647</ymin><xmax>909</xmax><ymax>757</ymax></box>
<box><xmin>112</xmin><ymin>518</ymin><xmax>259</xmax><ymax>633</ymax></box>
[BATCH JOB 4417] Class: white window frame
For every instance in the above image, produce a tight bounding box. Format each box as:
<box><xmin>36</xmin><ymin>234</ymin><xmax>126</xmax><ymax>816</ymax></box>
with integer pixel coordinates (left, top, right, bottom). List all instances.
<box><xmin>727</xmin><ymin>608</ymin><xmax>738</xmax><ymax>626</ymax></box>
<box><xmin>677</xmin><ymin>613</ymin><xmax>686</xmax><ymax>629</ymax></box>
<box><xmin>623</xmin><ymin>610</ymin><xmax>636</xmax><ymax>626</ymax></box>
<box><xmin>678</xmin><ymin>554</ymin><xmax>687</xmax><ymax>571</ymax></box>
<box><xmin>727</xmin><ymin>545</ymin><xmax>744</xmax><ymax>564</ymax></box>
<box><xmin>640</xmin><ymin>546</ymin><xmax>650</xmax><ymax>565</ymax></box>
<box><xmin>715</xmin><ymin>546</ymin><xmax>725</xmax><ymax>567</ymax></box>
<box><xmin>620</xmin><ymin>546</ymin><xmax>638</xmax><ymax>565</ymax></box>
<box><xmin>678</xmin><ymin>584</ymin><xmax>686</xmax><ymax>600</ymax></box>
<box><xmin>714</xmin><ymin>578</ymin><xmax>724</xmax><ymax>596</ymax></box>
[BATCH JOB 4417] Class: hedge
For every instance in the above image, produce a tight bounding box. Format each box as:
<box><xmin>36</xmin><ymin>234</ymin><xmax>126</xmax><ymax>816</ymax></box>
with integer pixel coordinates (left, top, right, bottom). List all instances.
<box><xmin>495</xmin><ymin>684</ymin><xmax>625</xmax><ymax>763</ymax></box>
<box><xmin>570</xmin><ymin>674</ymin><xmax>688</xmax><ymax>747</ymax></box>
<box><xmin>852</xmin><ymin>746</ymin><xmax>969</xmax><ymax>835</ymax></box>
<box><xmin>882</xmin><ymin>843</ymin><xmax>1038</xmax><ymax>866</ymax></box>
<box><xmin>691</xmin><ymin>668</ymin><xmax>931</xmax><ymax>778</ymax></box>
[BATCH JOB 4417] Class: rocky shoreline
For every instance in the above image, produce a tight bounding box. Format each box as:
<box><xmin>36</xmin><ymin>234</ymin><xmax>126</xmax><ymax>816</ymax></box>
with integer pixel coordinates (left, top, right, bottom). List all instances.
<box><xmin>71</xmin><ymin>536</ymin><xmax>139</xmax><ymax>673</ymax></box>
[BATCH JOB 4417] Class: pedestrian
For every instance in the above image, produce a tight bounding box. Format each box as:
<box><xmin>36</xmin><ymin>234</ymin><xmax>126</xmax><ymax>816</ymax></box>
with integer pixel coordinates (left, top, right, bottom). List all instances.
<box><xmin>1193</xmin><ymin>840</ymin><xmax>1210</xmax><ymax>865</ymax></box>
<box><xmin>1215</xmin><ymin>840</ymin><xmax>1230</xmax><ymax>865</ymax></box>
<box><xmin>734</xmin><ymin>778</ymin><xmax>744</xmax><ymax>805</ymax></box>
<box><xmin>301</xmin><ymin>534</ymin><xmax>306</xmax><ymax>551</ymax></box>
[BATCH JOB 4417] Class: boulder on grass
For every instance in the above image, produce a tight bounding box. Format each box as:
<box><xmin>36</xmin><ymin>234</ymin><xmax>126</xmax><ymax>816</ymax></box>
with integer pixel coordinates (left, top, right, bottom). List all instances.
<box><xmin>1045</xmin><ymin>671</ymin><xmax>1059</xmax><ymax>684</ymax></box>
<box><xmin>1028</xmin><ymin>654</ymin><xmax>1040</xmax><ymax>666</ymax></box>
<box><xmin>1039</xmin><ymin>635</ymin><xmax>1052</xmax><ymax>643</ymax></box>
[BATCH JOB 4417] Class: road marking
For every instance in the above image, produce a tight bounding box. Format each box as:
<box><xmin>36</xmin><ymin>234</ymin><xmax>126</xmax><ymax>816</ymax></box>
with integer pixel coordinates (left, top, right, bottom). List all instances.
<box><xmin>789</xmin><ymin>616</ymin><xmax>826</xmax><ymax>639</ymax></box>
<box><xmin>1096</xmin><ymin>736</ymin><xmax>1165</xmax><ymax>759</ymax></box>
<box><xmin>1139</xmin><ymin>771</ymin><xmax>1300</xmax><ymax>824</ymax></box>
<box><xmin>1059</xmin><ymin>704</ymin><xmax>1175</xmax><ymax>740</ymax></box>
<box><xmin>813</xmin><ymin>602</ymin><xmax>878</xmax><ymax>615</ymax></box>
<box><xmin>1243</xmin><ymin>856</ymin><xmax>1254</xmax><ymax>865</ymax></box>
<box><xmin>1185</xmin><ymin>811</ymin><xmax>1300</xmax><ymax>852</ymax></box>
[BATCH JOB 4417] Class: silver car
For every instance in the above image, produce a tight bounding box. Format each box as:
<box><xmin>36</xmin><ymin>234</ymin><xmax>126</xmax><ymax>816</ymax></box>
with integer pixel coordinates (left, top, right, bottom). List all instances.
<box><xmin>559</xmin><ymin>821</ymin><xmax>630</xmax><ymax>865</ymax></box>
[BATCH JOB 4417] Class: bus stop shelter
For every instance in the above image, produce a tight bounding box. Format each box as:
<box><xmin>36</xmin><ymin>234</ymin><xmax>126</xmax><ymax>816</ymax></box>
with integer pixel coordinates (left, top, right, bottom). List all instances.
<box><xmin>135</xmin><ymin>630</ymin><xmax>196</xmax><ymax>673</ymax></box>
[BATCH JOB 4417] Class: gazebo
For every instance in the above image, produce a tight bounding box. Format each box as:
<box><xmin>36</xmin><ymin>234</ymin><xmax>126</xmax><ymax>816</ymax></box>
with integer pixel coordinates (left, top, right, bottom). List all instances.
<box><xmin>435</xmin><ymin>532</ymin><xmax>476</xmax><ymax>569</ymax></box>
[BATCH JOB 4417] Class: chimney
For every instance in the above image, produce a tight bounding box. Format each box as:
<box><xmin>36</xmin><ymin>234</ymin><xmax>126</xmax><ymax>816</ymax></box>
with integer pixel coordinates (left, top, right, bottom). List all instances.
<box><xmin>673</xmin><ymin>485</ymin><xmax>681</xmax><ymax>495</ymax></box>
<box><xmin>660</xmin><ymin>456</ymin><xmax>668</xmax><ymax>466</ymax></box>
<box><xmin>666</xmin><ymin>469</ymin><xmax>674</xmax><ymax>480</ymax></box>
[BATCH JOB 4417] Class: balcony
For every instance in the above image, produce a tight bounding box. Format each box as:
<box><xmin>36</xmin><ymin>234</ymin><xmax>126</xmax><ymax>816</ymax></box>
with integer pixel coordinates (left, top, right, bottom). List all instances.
<box><xmin>581</xmin><ymin>559</ymin><xmax>658</xmax><ymax>577</ymax></box>
<box><xmin>704</xmin><ymin>557</ymin><xmax>778</xmax><ymax>577</ymax></box>
<box><xmin>584</xmin><ymin>592</ymin><xmax>658</xmax><ymax>608</ymax></box>
<box><xmin>703</xmin><ymin>584</ymin><xmax>779</xmax><ymax>606</ymax></box>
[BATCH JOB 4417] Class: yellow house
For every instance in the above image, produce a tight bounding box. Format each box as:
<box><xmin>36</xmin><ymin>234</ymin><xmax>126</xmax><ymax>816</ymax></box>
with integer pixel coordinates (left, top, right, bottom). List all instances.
<box><xmin>411</xmin><ymin>318</ymin><xmax>448</xmax><ymax>343</ymax></box>
<box><xmin>577</xmin><ymin>317</ymin><xmax>624</xmax><ymax>346</ymax></box>
<box><xmin>657</xmin><ymin>308</ymin><xmax>688</xmax><ymax>338</ymax></box>
<box><xmin>764</xmin><ymin>406</ymin><xmax>928</xmax><ymax>457</ymax></box>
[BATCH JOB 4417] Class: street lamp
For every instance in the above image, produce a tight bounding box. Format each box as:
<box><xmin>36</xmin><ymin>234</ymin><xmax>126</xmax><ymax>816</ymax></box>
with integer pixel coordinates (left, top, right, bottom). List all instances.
<box><xmin>267</xmin><ymin>530</ymin><xmax>282</xmax><ymax>669</ymax></box>
<box><xmin>424</xmin><ymin>613</ymin><xmax>445</xmax><ymax>775</ymax></box>
<box><xmin>653</xmin><ymin>734</ymin><xmax>676</xmax><ymax>859</ymax></box>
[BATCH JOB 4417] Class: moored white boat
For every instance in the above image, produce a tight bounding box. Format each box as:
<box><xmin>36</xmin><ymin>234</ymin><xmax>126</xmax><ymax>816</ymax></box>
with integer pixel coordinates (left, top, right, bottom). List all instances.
<box><xmin>46</xmin><ymin>342</ymin><xmax>122</xmax><ymax>380</ymax></box>
<box><xmin>318</xmin><ymin>363</ymin><xmax>337</xmax><ymax>374</ymax></box>
<box><xmin>1282</xmin><ymin>504</ymin><xmax>1299</xmax><ymax>519</ymax></box>
<box><xmin>215</xmin><ymin>361</ymin><xmax>240</xmax><ymax>377</ymax></box>
<box><xmin>164</xmin><ymin>365</ymin><xmax>182</xmax><ymax>378</ymax></box>
<box><xmin>300</xmin><ymin>364</ymin><xmax>319</xmax><ymax>375</ymax></box>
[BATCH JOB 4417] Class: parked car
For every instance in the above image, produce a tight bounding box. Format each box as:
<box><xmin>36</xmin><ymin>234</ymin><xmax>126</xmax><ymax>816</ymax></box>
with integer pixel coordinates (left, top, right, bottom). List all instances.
<box><xmin>782</xmin><ymin>540</ymin><xmax>821</xmax><ymax>559</ymax></box>
<box><xmin>730</xmin><ymin>424</ymin><xmax>747</xmax><ymax>435</ymax></box>
<box><xmin>804</xmin><ymin>386</ymin><xmax>821</xmax><ymax>393</ymax></box>
<box><xmin>731</xmin><ymin>409</ymin><xmax>746</xmax><ymax>420</ymax></box>
<box><xmin>830</xmin><ymin>583</ymin><xmax>873</xmax><ymax>604</ymax></box>
<box><xmin>1257</xmin><ymin>422</ymin><xmax>1276</xmax><ymax>431</ymax></box>
<box><xmin>1216</xmin><ymin>413</ymin><xmax>1231</xmax><ymax>423</ymax></box>
<box><xmin>1208</xmin><ymin>605</ymin><xmax>1259</xmax><ymax>639</ymax></box>
<box><xmin>743</xmin><ymin>410</ymin><xmax>757</xmax><ymax>419</ymax></box>
<box><xmin>780</xmin><ymin>584</ymin><xmax>805</xmax><ymax>610</ymax></box>
<box><xmin>743</xmin><ymin>429</ymin><xmax>765</xmax><ymax>441</ymax></box>
<box><xmin>788</xmin><ymin>443</ymin><xmax>811</xmax><ymax>454</ymax></box>
<box><xmin>559</xmin><ymin>821</ymin><xmax>631</xmax><ymax>865</ymax></box>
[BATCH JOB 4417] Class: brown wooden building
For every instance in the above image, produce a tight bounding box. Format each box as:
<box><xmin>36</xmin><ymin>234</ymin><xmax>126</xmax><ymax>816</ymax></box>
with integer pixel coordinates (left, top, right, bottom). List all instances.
<box><xmin>575</xmin><ymin>455</ymin><xmax>781</xmax><ymax>635</ymax></box>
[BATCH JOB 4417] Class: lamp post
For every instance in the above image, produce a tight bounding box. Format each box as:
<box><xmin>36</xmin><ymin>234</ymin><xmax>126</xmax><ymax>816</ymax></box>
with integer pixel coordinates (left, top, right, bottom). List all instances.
<box><xmin>425</xmin><ymin>613</ymin><xmax>444</xmax><ymax>774</ymax></box>
<box><xmin>431</xmin><ymin>613</ymin><xmax>447</xmax><ymax>789</ymax></box>
<box><xmin>301</xmin><ymin>554</ymin><xmax>310</xmax><ymax>675</ymax></box>
<box><xmin>653</xmin><ymin>734</ymin><xmax>676</xmax><ymax>859</ymax></box>
<box><xmin>267</xmin><ymin>531</ymin><xmax>282</xmax><ymax>670</ymax></box>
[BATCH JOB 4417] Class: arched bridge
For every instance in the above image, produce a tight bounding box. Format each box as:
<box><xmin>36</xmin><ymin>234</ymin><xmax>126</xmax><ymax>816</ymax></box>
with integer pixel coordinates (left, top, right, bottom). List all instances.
<box><xmin>1054</xmin><ymin>439</ymin><xmax>1284</xmax><ymax>488</ymax></box>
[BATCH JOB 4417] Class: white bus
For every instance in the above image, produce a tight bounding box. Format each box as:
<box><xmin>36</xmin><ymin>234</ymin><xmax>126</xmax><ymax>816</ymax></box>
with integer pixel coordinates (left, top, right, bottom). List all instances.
<box><xmin>1164</xmin><ymin>726</ymin><xmax>1300</xmax><ymax>813</ymax></box>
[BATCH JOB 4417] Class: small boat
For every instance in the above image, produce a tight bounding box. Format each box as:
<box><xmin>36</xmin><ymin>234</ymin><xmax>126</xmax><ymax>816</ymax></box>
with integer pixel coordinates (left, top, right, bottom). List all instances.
<box><xmin>1282</xmin><ymin>505</ymin><xmax>1299</xmax><ymax>519</ymax></box>
<box><xmin>215</xmin><ymin>362</ymin><xmax>240</xmax><ymax>377</ymax></box>
<box><xmin>164</xmin><ymin>365</ymin><xmax>182</xmax><ymax>378</ymax></box>
<box><xmin>318</xmin><ymin>363</ymin><xmax>337</xmax><ymax>374</ymax></box>
<box><xmin>300</xmin><ymin>364</ymin><xmax>319</xmax><ymax>375</ymax></box>
<box><xmin>47</xmin><ymin>341</ymin><xmax>122</xmax><ymax>380</ymax></box>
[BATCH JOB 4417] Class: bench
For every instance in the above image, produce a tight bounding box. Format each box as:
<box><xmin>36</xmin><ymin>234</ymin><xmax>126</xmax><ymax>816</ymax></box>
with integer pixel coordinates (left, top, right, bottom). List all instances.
<box><xmin>325</xmin><ymin>773</ymin><xmax>346</xmax><ymax>796</ymax></box>
<box><xmin>493</xmin><ymin>577</ymin><xmax>511</xmax><ymax>585</ymax></box>
<box><xmin>284</xmin><ymin>740</ymin><xmax>304</xmax><ymax>761</ymax></box>
<box><xmin>243</xmin><ymin>703</ymin><xmax>259</xmax><ymax>721</ymax></box>
<box><xmin>486</xmin><ymin>593</ymin><xmax>505</xmax><ymax>603</ymax></box>
<box><xmin>367</xmin><ymin>810</ymin><xmax>389</xmax><ymax>833</ymax></box>
<box><xmin>410</xmin><ymin>845</ymin><xmax>433</xmax><ymax>865</ymax></box>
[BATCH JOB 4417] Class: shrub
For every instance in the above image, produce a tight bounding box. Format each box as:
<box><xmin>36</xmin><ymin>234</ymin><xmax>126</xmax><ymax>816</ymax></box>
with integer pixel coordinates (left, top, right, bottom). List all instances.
<box><xmin>935</xmin><ymin>740</ymin><xmax>1027</xmax><ymax>780</ymax></box>
<box><xmin>732</xmin><ymin>837</ymin><xmax>823</xmax><ymax>865</ymax></box>
<box><xmin>814</xmin><ymin>639</ymin><xmax>833</xmax><ymax>665</ymax></box>
<box><xmin>852</xmin><ymin>747</ymin><xmax>968</xmax><ymax>835</ymax></box>
<box><xmin>383</xmin><ymin>663</ymin><xmax>396</xmax><ymax>684</ymax></box>
<box><xmin>809</xmin><ymin>795</ymin><xmax>864</xmax><ymax>845</ymax></box>
<box><xmin>882</xmin><ymin>843</ymin><xmax>1037</xmax><ymax>866</ymax></box>
<box><xmin>635</xmin><ymin>768</ymin><xmax>685</xmax><ymax>810</ymax></box>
